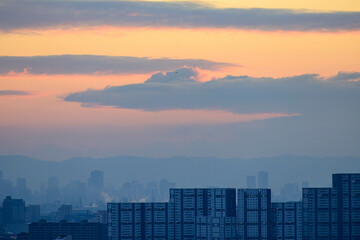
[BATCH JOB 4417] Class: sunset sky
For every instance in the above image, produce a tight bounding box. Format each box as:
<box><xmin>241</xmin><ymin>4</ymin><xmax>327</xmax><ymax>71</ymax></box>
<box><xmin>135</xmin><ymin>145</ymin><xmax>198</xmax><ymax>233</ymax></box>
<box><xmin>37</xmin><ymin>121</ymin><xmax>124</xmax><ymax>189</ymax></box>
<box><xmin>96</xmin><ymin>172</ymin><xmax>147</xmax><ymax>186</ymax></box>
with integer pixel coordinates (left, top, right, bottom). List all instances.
<box><xmin>1</xmin><ymin>0</ymin><xmax>359</xmax><ymax>160</ymax></box>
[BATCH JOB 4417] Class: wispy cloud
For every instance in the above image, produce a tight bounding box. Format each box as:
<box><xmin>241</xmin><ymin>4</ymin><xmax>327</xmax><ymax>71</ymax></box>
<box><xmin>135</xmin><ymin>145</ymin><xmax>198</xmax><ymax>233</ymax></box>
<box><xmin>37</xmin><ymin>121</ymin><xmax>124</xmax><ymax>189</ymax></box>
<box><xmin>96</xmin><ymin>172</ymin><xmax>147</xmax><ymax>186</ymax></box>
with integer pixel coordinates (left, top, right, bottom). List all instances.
<box><xmin>0</xmin><ymin>90</ymin><xmax>32</xmax><ymax>96</ymax></box>
<box><xmin>1</xmin><ymin>1</ymin><xmax>360</xmax><ymax>31</ymax></box>
<box><xmin>0</xmin><ymin>55</ymin><xmax>233</xmax><ymax>75</ymax></box>
<box><xmin>63</xmin><ymin>68</ymin><xmax>360</xmax><ymax>116</ymax></box>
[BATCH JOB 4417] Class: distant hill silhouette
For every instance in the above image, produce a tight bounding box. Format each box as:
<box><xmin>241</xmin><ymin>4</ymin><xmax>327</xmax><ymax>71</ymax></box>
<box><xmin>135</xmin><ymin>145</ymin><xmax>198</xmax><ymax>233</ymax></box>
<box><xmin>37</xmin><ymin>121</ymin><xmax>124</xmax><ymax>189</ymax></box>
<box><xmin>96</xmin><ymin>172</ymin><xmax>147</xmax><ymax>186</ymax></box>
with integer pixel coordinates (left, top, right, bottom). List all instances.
<box><xmin>1</xmin><ymin>155</ymin><xmax>359</xmax><ymax>193</ymax></box>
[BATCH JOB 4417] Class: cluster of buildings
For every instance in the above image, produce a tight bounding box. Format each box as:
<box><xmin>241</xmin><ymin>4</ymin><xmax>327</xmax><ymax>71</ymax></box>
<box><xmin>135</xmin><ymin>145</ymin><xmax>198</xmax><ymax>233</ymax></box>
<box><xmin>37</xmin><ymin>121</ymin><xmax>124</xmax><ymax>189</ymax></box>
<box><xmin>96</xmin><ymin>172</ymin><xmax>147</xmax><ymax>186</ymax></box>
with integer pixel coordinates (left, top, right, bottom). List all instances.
<box><xmin>0</xmin><ymin>173</ymin><xmax>358</xmax><ymax>239</ymax></box>
<box><xmin>0</xmin><ymin>170</ymin><xmax>176</xmax><ymax>213</ymax></box>
<box><xmin>107</xmin><ymin>173</ymin><xmax>360</xmax><ymax>240</ymax></box>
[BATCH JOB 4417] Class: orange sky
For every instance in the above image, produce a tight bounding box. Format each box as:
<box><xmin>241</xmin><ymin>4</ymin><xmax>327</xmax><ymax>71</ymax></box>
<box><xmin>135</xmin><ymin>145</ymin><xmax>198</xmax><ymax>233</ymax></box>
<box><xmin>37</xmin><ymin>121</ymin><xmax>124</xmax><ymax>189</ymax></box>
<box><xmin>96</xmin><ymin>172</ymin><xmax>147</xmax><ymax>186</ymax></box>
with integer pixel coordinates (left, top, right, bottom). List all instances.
<box><xmin>1</xmin><ymin>1</ymin><xmax>359</xmax><ymax>128</ymax></box>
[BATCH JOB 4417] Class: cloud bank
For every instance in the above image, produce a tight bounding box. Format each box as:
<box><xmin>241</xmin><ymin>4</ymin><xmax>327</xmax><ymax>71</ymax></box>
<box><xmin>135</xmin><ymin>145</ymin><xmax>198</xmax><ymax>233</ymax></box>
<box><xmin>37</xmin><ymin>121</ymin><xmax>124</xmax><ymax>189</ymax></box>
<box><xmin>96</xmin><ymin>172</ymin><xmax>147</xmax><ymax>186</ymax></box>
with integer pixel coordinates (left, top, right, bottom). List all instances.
<box><xmin>64</xmin><ymin>68</ymin><xmax>360</xmax><ymax>116</ymax></box>
<box><xmin>0</xmin><ymin>55</ymin><xmax>232</xmax><ymax>75</ymax></box>
<box><xmin>1</xmin><ymin>1</ymin><xmax>360</xmax><ymax>31</ymax></box>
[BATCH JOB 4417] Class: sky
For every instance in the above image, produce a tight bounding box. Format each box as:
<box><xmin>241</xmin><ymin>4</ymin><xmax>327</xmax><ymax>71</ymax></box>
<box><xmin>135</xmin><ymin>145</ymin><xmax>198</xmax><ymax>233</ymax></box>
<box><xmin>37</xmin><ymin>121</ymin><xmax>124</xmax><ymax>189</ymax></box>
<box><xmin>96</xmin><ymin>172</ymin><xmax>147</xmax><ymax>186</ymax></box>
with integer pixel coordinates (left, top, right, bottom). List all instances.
<box><xmin>0</xmin><ymin>0</ymin><xmax>359</xmax><ymax>161</ymax></box>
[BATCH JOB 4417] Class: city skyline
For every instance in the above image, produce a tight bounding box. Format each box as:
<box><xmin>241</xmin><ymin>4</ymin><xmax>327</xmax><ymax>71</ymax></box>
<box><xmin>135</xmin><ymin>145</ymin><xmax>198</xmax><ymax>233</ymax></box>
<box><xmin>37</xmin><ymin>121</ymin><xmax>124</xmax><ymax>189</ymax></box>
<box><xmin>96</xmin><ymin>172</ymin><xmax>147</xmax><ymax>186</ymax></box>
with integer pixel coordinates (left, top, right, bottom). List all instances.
<box><xmin>1</xmin><ymin>173</ymin><xmax>359</xmax><ymax>239</ymax></box>
<box><xmin>1</xmin><ymin>0</ymin><xmax>359</xmax><ymax>238</ymax></box>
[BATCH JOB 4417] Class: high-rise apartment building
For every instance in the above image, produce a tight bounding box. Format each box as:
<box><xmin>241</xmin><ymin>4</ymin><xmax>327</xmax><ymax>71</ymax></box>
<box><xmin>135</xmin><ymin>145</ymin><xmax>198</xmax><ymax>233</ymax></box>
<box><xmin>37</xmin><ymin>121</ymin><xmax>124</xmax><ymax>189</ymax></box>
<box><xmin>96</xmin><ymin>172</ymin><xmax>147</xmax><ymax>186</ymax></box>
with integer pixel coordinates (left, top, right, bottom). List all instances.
<box><xmin>168</xmin><ymin>188</ymin><xmax>237</xmax><ymax>240</ymax></box>
<box><xmin>108</xmin><ymin>202</ymin><xmax>168</xmax><ymax>240</ymax></box>
<box><xmin>271</xmin><ymin>201</ymin><xmax>302</xmax><ymax>240</ymax></box>
<box><xmin>332</xmin><ymin>173</ymin><xmax>360</xmax><ymax>240</ymax></box>
<box><xmin>237</xmin><ymin>189</ymin><xmax>272</xmax><ymax>240</ymax></box>
<box><xmin>302</xmin><ymin>188</ymin><xmax>338</xmax><ymax>240</ymax></box>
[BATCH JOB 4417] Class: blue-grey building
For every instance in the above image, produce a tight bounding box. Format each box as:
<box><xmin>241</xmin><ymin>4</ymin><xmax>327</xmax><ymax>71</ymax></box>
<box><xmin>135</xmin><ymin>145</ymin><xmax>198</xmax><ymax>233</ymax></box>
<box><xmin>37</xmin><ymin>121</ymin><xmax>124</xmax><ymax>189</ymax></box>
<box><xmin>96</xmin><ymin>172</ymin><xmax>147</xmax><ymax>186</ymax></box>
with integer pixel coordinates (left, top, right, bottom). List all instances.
<box><xmin>332</xmin><ymin>173</ymin><xmax>360</xmax><ymax>240</ymax></box>
<box><xmin>302</xmin><ymin>188</ymin><xmax>338</xmax><ymax>240</ymax></box>
<box><xmin>168</xmin><ymin>188</ymin><xmax>237</xmax><ymax>240</ymax></box>
<box><xmin>271</xmin><ymin>201</ymin><xmax>302</xmax><ymax>240</ymax></box>
<box><xmin>28</xmin><ymin>219</ymin><xmax>107</xmax><ymax>240</ymax></box>
<box><xmin>107</xmin><ymin>202</ymin><xmax>168</xmax><ymax>240</ymax></box>
<box><xmin>237</xmin><ymin>189</ymin><xmax>272</xmax><ymax>240</ymax></box>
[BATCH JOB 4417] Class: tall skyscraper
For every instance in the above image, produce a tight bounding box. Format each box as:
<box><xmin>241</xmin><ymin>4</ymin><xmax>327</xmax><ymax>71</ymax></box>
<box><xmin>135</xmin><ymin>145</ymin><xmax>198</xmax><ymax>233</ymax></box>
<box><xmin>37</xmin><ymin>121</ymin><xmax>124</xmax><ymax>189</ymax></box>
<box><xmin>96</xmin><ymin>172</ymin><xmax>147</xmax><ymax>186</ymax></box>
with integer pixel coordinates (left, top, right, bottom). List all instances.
<box><xmin>247</xmin><ymin>176</ymin><xmax>257</xmax><ymax>188</ymax></box>
<box><xmin>302</xmin><ymin>188</ymin><xmax>338</xmax><ymax>240</ymax></box>
<box><xmin>237</xmin><ymin>189</ymin><xmax>272</xmax><ymax>240</ymax></box>
<box><xmin>47</xmin><ymin>177</ymin><xmax>60</xmax><ymax>202</ymax></box>
<box><xmin>168</xmin><ymin>188</ymin><xmax>237</xmax><ymax>240</ymax></box>
<box><xmin>15</xmin><ymin>178</ymin><xmax>31</xmax><ymax>200</ymax></box>
<box><xmin>271</xmin><ymin>201</ymin><xmax>302</xmax><ymax>240</ymax></box>
<box><xmin>107</xmin><ymin>202</ymin><xmax>168</xmax><ymax>240</ymax></box>
<box><xmin>332</xmin><ymin>173</ymin><xmax>360</xmax><ymax>239</ymax></box>
<box><xmin>88</xmin><ymin>170</ymin><xmax>104</xmax><ymax>191</ymax></box>
<box><xmin>258</xmin><ymin>171</ymin><xmax>269</xmax><ymax>189</ymax></box>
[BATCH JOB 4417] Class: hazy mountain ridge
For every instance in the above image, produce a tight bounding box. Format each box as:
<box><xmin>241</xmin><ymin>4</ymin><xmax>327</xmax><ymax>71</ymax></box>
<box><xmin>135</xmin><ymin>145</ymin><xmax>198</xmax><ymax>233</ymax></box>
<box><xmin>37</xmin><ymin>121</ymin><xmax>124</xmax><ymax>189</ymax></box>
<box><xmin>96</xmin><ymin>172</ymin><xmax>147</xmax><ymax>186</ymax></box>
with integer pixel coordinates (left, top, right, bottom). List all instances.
<box><xmin>1</xmin><ymin>155</ymin><xmax>359</xmax><ymax>193</ymax></box>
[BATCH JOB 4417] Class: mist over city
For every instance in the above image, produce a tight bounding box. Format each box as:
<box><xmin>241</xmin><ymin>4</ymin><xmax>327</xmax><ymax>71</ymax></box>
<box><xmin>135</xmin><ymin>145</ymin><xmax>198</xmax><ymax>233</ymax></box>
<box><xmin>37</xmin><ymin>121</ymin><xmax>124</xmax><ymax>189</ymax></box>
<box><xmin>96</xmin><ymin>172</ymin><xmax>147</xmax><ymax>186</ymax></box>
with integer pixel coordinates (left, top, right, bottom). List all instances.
<box><xmin>1</xmin><ymin>0</ymin><xmax>360</xmax><ymax>239</ymax></box>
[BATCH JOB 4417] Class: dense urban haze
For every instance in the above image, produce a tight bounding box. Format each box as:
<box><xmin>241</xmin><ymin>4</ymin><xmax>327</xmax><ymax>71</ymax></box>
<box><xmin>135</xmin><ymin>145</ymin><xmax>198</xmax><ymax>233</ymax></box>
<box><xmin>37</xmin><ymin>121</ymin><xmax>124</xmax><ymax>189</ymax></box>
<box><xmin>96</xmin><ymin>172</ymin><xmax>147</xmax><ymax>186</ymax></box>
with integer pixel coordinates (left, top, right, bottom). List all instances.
<box><xmin>1</xmin><ymin>0</ymin><xmax>360</xmax><ymax>239</ymax></box>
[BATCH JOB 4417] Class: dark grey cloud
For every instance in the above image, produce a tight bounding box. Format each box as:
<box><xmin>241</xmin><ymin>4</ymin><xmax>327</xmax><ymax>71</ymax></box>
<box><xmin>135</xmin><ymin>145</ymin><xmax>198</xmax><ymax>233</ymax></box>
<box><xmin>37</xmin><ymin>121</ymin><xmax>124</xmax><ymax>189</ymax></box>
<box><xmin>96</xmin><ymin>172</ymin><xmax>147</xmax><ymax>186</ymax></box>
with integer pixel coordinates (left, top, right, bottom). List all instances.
<box><xmin>0</xmin><ymin>55</ymin><xmax>232</xmax><ymax>75</ymax></box>
<box><xmin>327</xmin><ymin>71</ymin><xmax>360</xmax><ymax>81</ymax></box>
<box><xmin>1</xmin><ymin>1</ymin><xmax>360</xmax><ymax>31</ymax></box>
<box><xmin>0</xmin><ymin>90</ymin><xmax>31</xmax><ymax>96</ymax></box>
<box><xmin>64</xmin><ymin>68</ymin><xmax>360</xmax><ymax>116</ymax></box>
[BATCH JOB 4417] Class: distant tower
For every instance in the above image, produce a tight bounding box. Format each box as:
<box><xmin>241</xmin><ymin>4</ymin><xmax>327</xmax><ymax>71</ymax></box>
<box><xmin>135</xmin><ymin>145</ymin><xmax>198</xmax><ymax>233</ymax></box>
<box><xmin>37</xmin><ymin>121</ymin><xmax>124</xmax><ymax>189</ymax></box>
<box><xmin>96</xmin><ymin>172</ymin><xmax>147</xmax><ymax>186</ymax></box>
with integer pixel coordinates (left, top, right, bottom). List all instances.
<box><xmin>47</xmin><ymin>177</ymin><xmax>60</xmax><ymax>202</ymax></box>
<box><xmin>47</xmin><ymin>177</ymin><xmax>59</xmax><ymax>189</ymax></box>
<box><xmin>258</xmin><ymin>171</ymin><xmax>269</xmax><ymax>188</ymax></box>
<box><xmin>16</xmin><ymin>178</ymin><xmax>28</xmax><ymax>198</ymax></box>
<box><xmin>88</xmin><ymin>170</ymin><xmax>104</xmax><ymax>191</ymax></box>
<box><xmin>246</xmin><ymin>176</ymin><xmax>256</xmax><ymax>188</ymax></box>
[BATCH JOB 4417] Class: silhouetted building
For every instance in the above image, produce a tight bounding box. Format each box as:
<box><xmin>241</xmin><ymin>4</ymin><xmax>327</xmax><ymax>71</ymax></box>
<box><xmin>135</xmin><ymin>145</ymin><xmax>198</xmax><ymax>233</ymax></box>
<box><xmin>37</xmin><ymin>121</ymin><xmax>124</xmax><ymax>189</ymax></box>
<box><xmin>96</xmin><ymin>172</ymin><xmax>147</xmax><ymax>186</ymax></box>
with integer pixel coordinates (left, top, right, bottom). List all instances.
<box><xmin>56</xmin><ymin>205</ymin><xmax>72</xmax><ymax>221</ymax></box>
<box><xmin>46</xmin><ymin>177</ymin><xmax>60</xmax><ymax>202</ymax></box>
<box><xmin>332</xmin><ymin>173</ymin><xmax>360</xmax><ymax>239</ymax></box>
<box><xmin>16</xmin><ymin>232</ymin><xmax>30</xmax><ymax>240</ymax></box>
<box><xmin>1</xmin><ymin>196</ymin><xmax>28</xmax><ymax>234</ymax></box>
<box><xmin>28</xmin><ymin>219</ymin><xmax>107</xmax><ymax>240</ymax></box>
<box><xmin>237</xmin><ymin>189</ymin><xmax>272</xmax><ymax>240</ymax></box>
<box><xmin>96</xmin><ymin>210</ymin><xmax>107</xmax><ymax>224</ymax></box>
<box><xmin>258</xmin><ymin>171</ymin><xmax>269</xmax><ymax>189</ymax></box>
<box><xmin>25</xmin><ymin>205</ymin><xmax>40</xmax><ymax>223</ymax></box>
<box><xmin>271</xmin><ymin>201</ymin><xmax>302</xmax><ymax>240</ymax></box>
<box><xmin>0</xmin><ymin>172</ymin><xmax>13</xmax><ymax>201</ymax></box>
<box><xmin>247</xmin><ymin>176</ymin><xmax>257</xmax><ymax>188</ymax></box>
<box><xmin>2</xmin><ymin>196</ymin><xmax>25</xmax><ymax>225</ymax></box>
<box><xmin>62</xmin><ymin>180</ymin><xmax>87</xmax><ymax>204</ymax></box>
<box><xmin>302</xmin><ymin>173</ymin><xmax>360</xmax><ymax>240</ymax></box>
<box><xmin>168</xmin><ymin>188</ymin><xmax>237</xmax><ymax>240</ymax></box>
<box><xmin>302</xmin><ymin>188</ymin><xmax>338</xmax><ymax>240</ymax></box>
<box><xmin>108</xmin><ymin>202</ymin><xmax>168</xmax><ymax>240</ymax></box>
<box><xmin>88</xmin><ymin>170</ymin><xmax>104</xmax><ymax>191</ymax></box>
